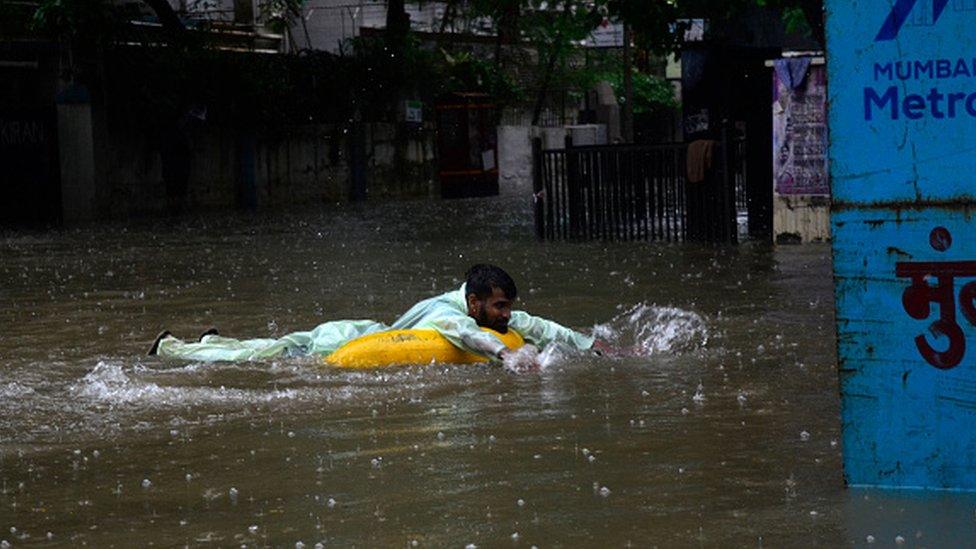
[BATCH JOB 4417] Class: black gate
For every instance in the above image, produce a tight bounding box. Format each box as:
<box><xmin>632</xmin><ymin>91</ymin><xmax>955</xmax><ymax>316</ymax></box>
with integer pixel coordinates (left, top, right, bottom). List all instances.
<box><xmin>533</xmin><ymin>135</ymin><xmax>738</xmax><ymax>243</ymax></box>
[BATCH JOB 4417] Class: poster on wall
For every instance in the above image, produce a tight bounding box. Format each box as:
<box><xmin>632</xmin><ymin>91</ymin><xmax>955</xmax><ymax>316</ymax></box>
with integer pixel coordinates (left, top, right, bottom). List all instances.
<box><xmin>773</xmin><ymin>62</ymin><xmax>828</xmax><ymax>196</ymax></box>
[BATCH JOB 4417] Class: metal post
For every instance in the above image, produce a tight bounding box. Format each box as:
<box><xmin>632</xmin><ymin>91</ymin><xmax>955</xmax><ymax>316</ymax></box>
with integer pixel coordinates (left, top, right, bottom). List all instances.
<box><xmin>532</xmin><ymin>137</ymin><xmax>544</xmax><ymax>240</ymax></box>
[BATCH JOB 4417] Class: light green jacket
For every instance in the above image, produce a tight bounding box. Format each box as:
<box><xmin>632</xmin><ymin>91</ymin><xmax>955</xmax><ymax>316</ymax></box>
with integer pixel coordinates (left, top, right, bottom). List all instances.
<box><xmin>157</xmin><ymin>284</ymin><xmax>593</xmax><ymax>362</ymax></box>
<box><xmin>391</xmin><ymin>284</ymin><xmax>594</xmax><ymax>359</ymax></box>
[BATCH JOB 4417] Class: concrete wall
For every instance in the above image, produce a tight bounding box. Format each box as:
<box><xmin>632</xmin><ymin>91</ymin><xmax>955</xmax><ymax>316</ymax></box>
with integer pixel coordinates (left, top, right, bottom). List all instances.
<box><xmin>772</xmin><ymin>62</ymin><xmax>829</xmax><ymax>243</ymax></box>
<box><xmin>59</xmin><ymin>110</ymin><xmax>437</xmax><ymax>221</ymax></box>
<box><xmin>497</xmin><ymin>125</ymin><xmax>533</xmax><ymax>197</ymax></box>
<box><xmin>57</xmin><ymin>102</ymin><xmax>97</xmax><ymax>223</ymax></box>
<box><xmin>772</xmin><ymin>195</ymin><xmax>830</xmax><ymax>243</ymax></box>
<box><xmin>497</xmin><ymin>124</ymin><xmax>608</xmax><ymax>197</ymax></box>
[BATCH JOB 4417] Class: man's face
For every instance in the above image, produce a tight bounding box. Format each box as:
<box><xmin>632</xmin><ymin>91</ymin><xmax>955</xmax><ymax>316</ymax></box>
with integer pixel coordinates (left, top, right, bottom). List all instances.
<box><xmin>467</xmin><ymin>287</ymin><xmax>513</xmax><ymax>333</ymax></box>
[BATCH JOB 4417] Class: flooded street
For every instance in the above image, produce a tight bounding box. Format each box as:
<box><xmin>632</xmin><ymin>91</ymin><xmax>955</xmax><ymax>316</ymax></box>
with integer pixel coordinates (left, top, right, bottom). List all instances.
<box><xmin>1</xmin><ymin>197</ymin><xmax>974</xmax><ymax>547</ymax></box>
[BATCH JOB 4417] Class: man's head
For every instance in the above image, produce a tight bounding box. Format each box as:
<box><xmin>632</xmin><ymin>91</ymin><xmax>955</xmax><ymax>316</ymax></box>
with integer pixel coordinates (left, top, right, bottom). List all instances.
<box><xmin>465</xmin><ymin>264</ymin><xmax>517</xmax><ymax>333</ymax></box>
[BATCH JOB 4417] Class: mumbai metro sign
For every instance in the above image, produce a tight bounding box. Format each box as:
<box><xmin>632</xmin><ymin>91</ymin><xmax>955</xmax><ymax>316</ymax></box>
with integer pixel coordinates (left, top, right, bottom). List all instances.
<box><xmin>828</xmin><ymin>0</ymin><xmax>976</xmax><ymax>490</ymax></box>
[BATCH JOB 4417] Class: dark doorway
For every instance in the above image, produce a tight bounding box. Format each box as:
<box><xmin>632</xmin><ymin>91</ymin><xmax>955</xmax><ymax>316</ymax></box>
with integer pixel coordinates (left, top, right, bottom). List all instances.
<box><xmin>435</xmin><ymin>93</ymin><xmax>499</xmax><ymax>199</ymax></box>
<box><xmin>681</xmin><ymin>44</ymin><xmax>775</xmax><ymax>243</ymax></box>
<box><xmin>0</xmin><ymin>60</ymin><xmax>61</xmax><ymax>227</ymax></box>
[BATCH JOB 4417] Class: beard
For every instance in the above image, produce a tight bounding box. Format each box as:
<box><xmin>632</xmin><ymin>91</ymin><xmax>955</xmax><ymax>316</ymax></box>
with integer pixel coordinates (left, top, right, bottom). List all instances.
<box><xmin>477</xmin><ymin>307</ymin><xmax>508</xmax><ymax>333</ymax></box>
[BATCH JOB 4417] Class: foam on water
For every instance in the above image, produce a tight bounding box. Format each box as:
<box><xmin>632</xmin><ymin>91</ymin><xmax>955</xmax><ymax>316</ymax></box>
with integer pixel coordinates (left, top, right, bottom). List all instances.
<box><xmin>72</xmin><ymin>361</ymin><xmax>320</xmax><ymax>407</ymax></box>
<box><xmin>0</xmin><ymin>382</ymin><xmax>36</xmax><ymax>399</ymax></box>
<box><xmin>592</xmin><ymin>303</ymin><xmax>708</xmax><ymax>357</ymax></box>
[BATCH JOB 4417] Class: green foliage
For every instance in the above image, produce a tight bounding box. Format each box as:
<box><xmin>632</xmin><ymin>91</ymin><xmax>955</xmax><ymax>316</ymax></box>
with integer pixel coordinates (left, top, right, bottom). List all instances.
<box><xmin>439</xmin><ymin>49</ymin><xmax>523</xmax><ymax>105</ymax></box>
<box><xmin>29</xmin><ymin>0</ymin><xmax>128</xmax><ymax>44</ymax></box>
<box><xmin>610</xmin><ymin>0</ymin><xmax>823</xmax><ymax>52</ymax></box>
<box><xmin>781</xmin><ymin>5</ymin><xmax>813</xmax><ymax>37</ymax></box>
<box><xmin>575</xmin><ymin>53</ymin><xmax>678</xmax><ymax>114</ymax></box>
<box><xmin>626</xmin><ymin>69</ymin><xmax>678</xmax><ymax>113</ymax></box>
<box><xmin>259</xmin><ymin>0</ymin><xmax>305</xmax><ymax>35</ymax></box>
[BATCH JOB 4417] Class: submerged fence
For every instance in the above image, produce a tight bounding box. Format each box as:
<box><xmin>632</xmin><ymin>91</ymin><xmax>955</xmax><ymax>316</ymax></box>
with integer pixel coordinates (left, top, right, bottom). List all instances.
<box><xmin>533</xmin><ymin>135</ymin><xmax>738</xmax><ymax>243</ymax></box>
<box><xmin>533</xmin><ymin>141</ymin><xmax>687</xmax><ymax>241</ymax></box>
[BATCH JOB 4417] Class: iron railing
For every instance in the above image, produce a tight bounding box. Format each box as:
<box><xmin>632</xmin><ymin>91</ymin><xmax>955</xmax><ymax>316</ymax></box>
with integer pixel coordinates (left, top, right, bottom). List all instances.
<box><xmin>533</xmin><ymin>133</ymin><xmax>738</xmax><ymax>243</ymax></box>
<box><xmin>533</xmin><ymin>140</ymin><xmax>688</xmax><ymax>242</ymax></box>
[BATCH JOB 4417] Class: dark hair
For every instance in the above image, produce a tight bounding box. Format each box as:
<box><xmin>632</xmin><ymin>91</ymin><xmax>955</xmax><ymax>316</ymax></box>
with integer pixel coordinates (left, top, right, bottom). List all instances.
<box><xmin>465</xmin><ymin>264</ymin><xmax>517</xmax><ymax>300</ymax></box>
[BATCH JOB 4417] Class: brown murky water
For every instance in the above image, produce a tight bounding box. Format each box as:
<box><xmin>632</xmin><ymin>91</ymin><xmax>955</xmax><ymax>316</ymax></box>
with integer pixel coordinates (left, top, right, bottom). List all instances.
<box><xmin>1</xmin><ymin>197</ymin><xmax>974</xmax><ymax>547</ymax></box>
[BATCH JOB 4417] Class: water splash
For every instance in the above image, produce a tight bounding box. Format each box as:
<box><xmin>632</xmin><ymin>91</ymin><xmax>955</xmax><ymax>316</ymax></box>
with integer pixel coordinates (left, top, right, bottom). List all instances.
<box><xmin>0</xmin><ymin>382</ymin><xmax>35</xmax><ymax>399</ymax></box>
<box><xmin>592</xmin><ymin>303</ymin><xmax>708</xmax><ymax>357</ymax></box>
<box><xmin>71</xmin><ymin>361</ymin><xmax>310</xmax><ymax>407</ymax></box>
<box><xmin>502</xmin><ymin>345</ymin><xmax>543</xmax><ymax>374</ymax></box>
<box><xmin>536</xmin><ymin>343</ymin><xmax>566</xmax><ymax>369</ymax></box>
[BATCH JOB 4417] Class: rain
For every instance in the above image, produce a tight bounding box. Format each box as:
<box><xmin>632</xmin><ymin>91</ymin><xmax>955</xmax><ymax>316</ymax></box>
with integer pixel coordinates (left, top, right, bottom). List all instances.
<box><xmin>2</xmin><ymin>196</ymin><xmax>970</xmax><ymax>545</ymax></box>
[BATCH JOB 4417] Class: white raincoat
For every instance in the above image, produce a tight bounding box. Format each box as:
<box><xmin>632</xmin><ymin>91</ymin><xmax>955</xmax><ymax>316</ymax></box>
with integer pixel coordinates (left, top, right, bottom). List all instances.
<box><xmin>156</xmin><ymin>284</ymin><xmax>593</xmax><ymax>362</ymax></box>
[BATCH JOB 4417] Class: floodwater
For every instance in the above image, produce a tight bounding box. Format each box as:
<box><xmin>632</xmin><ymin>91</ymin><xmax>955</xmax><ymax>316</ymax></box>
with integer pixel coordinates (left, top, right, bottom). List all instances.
<box><xmin>1</xmin><ymin>197</ymin><xmax>974</xmax><ymax>547</ymax></box>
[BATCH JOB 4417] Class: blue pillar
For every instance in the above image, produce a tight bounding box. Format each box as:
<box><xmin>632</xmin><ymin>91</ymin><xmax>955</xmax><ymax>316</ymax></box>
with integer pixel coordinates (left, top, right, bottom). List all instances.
<box><xmin>828</xmin><ymin>0</ymin><xmax>976</xmax><ymax>490</ymax></box>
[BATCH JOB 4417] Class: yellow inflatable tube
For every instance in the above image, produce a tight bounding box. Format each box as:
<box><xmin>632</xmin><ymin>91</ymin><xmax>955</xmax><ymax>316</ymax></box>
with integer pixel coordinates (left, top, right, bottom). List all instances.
<box><xmin>326</xmin><ymin>328</ymin><xmax>524</xmax><ymax>369</ymax></box>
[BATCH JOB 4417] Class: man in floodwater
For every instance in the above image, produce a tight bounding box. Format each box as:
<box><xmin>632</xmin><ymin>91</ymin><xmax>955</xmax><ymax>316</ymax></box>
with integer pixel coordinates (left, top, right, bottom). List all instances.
<box><xmin>149</xmin><ymin>264</ymin><xmax>596</xmax><ymax>365</ymax></box>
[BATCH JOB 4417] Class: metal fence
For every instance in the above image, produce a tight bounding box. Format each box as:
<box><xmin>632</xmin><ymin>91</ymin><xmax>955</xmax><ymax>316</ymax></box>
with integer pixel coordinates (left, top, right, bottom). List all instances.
<box><xmin>533</xmin><ymin>140</ymin><xmax>688</xmax><ymax>242</ymax></box>
<box><xmin>533</xmin><ymin>134</ymin><xmax>739</xmax><ymax>243</ymax></box>
<box><xmin>733</xmin><ymin>136</ymin><xmax>748</xmax><ymax>215</ymax></box>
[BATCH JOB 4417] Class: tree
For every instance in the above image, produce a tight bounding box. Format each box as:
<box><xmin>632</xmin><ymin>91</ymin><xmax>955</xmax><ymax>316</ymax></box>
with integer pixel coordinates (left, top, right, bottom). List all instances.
<box><xmin>385</xmin><ymin>0</ymin><xmax>410</xmax><ymax>47</ymax></box>
<box><xmin>609</xmin><ymin>0</ymin><xmax>824</xmax><ymax>53</ymax></box>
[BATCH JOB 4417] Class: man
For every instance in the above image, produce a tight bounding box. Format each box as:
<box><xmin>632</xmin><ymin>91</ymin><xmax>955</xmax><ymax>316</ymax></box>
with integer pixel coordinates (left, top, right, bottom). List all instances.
<box><xmin>150</xmin><ymin>264</ymin><xmax>595</xmax><ymax>364</ymax></box>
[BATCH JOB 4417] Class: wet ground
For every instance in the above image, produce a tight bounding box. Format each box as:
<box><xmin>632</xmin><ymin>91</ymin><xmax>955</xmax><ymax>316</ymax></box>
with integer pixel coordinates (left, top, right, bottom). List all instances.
<box><xmin>1</xmin><ymin>197</ymin><xmax>975</xmax><ymax>547</ymax></box>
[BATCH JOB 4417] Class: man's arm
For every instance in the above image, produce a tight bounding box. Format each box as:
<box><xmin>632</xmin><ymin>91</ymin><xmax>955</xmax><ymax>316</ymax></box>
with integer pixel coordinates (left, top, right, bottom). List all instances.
<box><xmin>431</xmin><ymin>313</ymin><xmax>508</xmax><ymax>360</ymax></box>
<box><xmin>391</xmin><ymin>291</ymin><xmax>509</xmax><ymax>360</ymax></box>
<box><xmin>509</xmin><ymin>311</ymin><xmax>594</xmax><ymax>351</ymax></box>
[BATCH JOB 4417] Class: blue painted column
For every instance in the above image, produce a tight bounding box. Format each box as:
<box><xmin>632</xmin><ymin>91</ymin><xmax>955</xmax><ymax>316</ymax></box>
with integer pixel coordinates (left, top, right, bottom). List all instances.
<box><xmin>828</xmin><ymin>0</ymin><xmax>976</xmax><ymax>489</ymax></box>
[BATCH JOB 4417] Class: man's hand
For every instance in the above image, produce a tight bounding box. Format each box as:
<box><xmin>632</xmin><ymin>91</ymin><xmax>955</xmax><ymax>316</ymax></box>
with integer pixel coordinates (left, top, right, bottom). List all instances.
<box><xmin>590</xmin><ymin>338</ymin><xmax>613</xmax><ymax>356</ymax></box>
<box><xmin>590</xmin><ymin>338</ymin><xmax>631</xmax><ymax>357</ymax></box>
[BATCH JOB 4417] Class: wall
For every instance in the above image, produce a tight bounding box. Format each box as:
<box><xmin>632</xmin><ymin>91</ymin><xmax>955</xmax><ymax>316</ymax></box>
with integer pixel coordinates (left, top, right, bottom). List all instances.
<box><xmin>497</xmin><ymin>124</ymin><xmax>607</xmax><ymax>198</ymax></box>
<box><xmin>771</xmin><ymin>195</ymin><xmax>829</xmax><ymax>243</ymax></box>
<box><xmin>827</xmin><ymin>0</ymin><xmax>976</xmax><ymax>491</ymax></box>
<box><xmin>67</xmin><ymin>112</ymin><xmax>437</xmax><ymax>220</ymax></box>
<box><xmin>771</xmin><ymin>61</ymin><xmax>829</xmax><ymax>243</ymax></box>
